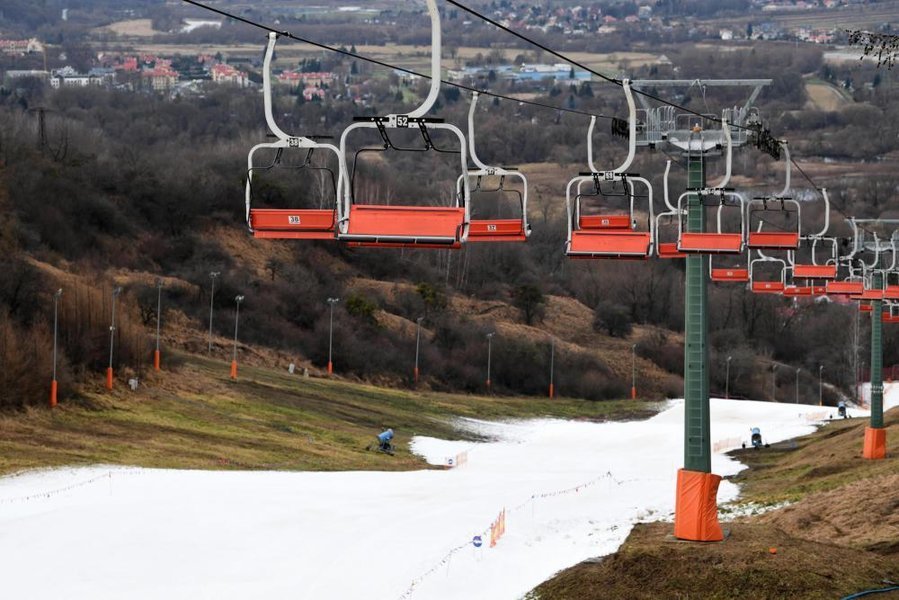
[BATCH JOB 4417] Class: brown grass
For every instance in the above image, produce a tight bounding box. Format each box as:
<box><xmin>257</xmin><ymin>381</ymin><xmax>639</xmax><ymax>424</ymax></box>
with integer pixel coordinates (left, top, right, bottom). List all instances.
<box><xmin>0</xmin><ymin>351</ymin><xmax>658</xmax><ymax>477</ymax></box>
<box><xmin>528</xmin><ymin>522</ymin><xmax>899</xmax><ymax>600</ymax></box>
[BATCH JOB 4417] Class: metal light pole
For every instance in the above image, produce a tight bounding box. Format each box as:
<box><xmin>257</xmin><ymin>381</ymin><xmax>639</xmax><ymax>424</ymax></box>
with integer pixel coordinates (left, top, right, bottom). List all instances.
<box><xmin>414</xmin><ymin>316</ymin><xmax>424</xmax><ymax>384</ymax></box>
<box><xmin>327</xmin><ymin>297</ymin><xmax>339</xmax><ymax>374</ymax></box>
<box><xmin>549</xmin><ymin>337</ymin><xmax>555</xmax><ymax>399</ymax></box>
<box><xmin>107</xmin><ymin>286</ymin><xmax>122</xmax><ymax>390</ymax></box>
<box><xmin>631</xmin><ymin>344</ymin><xmax>637</xmax><ymax>399</ymax></box>
<box><xmin>208</xmin><ymin>271</ymin><xmax>220</xmax><ymax>354</ymax></box>
<box><xmin>486</xmin><ymin>332</ymin><xmax>495</xmax><ymax>391</ymax></box>
<box><xmin>795</xmin><ymin>367</ymin><xmax>801</xmax><ymax>404</ymax></box>
<box><xmin>230</xmin><ymin>295</ymin><xmax>244</xmax><ymax>380</ymax></box>
<box><xmin>50</xmin><ymin>288</ymin><xmax>62</xmax><ymax>407</ymax></box>
<box><xmin>771</xmin><ymin>364</ymin><xmax>777</xmax><ymax>402</ymax></box>
<box><xmin>725</xmin><ymin>356</ymin><xmax>732</xmax><ymax>400</ymax></box>
<box><xmin>818</xmin><ymin>365</ymin><xmax>824</xmax><ymax>407</ymax></box>
<box><xmin>154</xmin><ymin>278</ymin><xmax>163</xmax><ymax>371</ymax></box>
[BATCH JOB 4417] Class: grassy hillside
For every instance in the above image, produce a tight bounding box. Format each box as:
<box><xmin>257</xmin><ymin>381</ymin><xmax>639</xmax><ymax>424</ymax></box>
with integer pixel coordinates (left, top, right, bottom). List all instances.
<box><xmin>0</xmin><ymin>352</ymin><xmax>659</xmax><ymax>476</ymax></box>
<box><xmin>529</xmin><ymin>409</ymin><xmax>899</xmax><ymax>600</ymax></box>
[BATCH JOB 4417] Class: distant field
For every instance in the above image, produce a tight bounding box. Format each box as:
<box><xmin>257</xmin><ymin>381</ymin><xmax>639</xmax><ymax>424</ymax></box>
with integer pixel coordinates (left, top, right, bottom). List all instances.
<box><xmin>94</xmin><ymin>19</ymin><xmax>163</xmax><ymax>38</ymax></box>
<box><xmin>699</xmin><ymin>0</ymin><xmax>899</xmax><ymax>29</ymax></box>
<box><xmin>804</xmin><ymin>78</ymin><xmax>850</xmax><ymax>111</ymax></box>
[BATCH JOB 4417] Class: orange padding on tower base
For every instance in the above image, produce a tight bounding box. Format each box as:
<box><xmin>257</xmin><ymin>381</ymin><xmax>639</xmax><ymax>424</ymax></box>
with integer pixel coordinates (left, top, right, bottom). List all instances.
<box><xmin>674</xmin><ymin>469</ymin><xmax>724</xmax><ymax>542</ymax></box>
<box><xmin>863</xmin><ymin>427</ymin><xmax>886</xmax><ymax>459</ymax></box>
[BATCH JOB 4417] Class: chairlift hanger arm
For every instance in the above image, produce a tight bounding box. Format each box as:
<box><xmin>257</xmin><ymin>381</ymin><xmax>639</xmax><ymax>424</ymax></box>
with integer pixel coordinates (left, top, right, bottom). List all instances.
<box><xmin>711</xmin><ymin>118</ymin><xmax>732</xmax><ymax>189</ymax></box>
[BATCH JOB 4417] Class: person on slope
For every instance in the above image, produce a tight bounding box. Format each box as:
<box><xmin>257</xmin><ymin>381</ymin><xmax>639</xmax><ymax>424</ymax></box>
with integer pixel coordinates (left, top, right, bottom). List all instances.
<box><xmin>377</xmin><ymin>428</ymin><xmax>395</xmax><ymax>454</ymax></box>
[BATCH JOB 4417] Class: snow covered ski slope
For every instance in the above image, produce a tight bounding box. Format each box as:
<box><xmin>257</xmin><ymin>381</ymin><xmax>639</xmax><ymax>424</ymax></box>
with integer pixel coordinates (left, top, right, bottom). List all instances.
<box><xmin>0</xmin><ymin>396</ymin><xmax>876</xmax><ymax>600</ymax></box>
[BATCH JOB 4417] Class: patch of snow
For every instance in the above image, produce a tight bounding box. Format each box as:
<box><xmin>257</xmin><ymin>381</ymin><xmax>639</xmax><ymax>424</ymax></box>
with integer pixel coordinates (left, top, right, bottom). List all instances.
<box><xmin>0</xmin><ymin>398</ymin><xmax>834</xmax><ymax>599</ymax></box>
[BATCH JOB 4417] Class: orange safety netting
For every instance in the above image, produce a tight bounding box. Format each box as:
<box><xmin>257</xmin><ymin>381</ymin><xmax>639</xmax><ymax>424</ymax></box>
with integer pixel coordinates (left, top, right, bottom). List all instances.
<box><xmin>673</xmin><ymin>468</ymin><xmax>724</xmax><ymax>542</ymax></box>
<box><xmin>863</xmin><ymin>427</ymin><xmax>887</xmax><ymax>460</ymax></box>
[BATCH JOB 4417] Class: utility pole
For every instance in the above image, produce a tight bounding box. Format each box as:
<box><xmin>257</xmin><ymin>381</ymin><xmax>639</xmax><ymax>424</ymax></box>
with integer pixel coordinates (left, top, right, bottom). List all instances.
<box><xmin>50</xmin><ymin>288</ymin><xmax>62</xmax><ymax>408</ymax></box>
<box><xmin>208</xmin><ymin>271</ymin><xmax>220</xmax><ymax>354</ymax></box>
<box><xmin>154</xmin><ymin>278</ymin><xmax>163</xmax><ymax>371</ymax></box>
<box><xmin>485</xmin><ymin>332</ymin><xmax>495</xmax><ymax>391</ymax></box>
<box><xmin>414</xmin><ymin>316</ymin><xmax>424</xmax><ymax>384</ymax></box>
<box><xmin>107</xmin><ymin>287</ymin><xmax>122</xmax><ymax>391</ymax></box>
<box><xmin>795</xmin><ymin>367</ymin><xmax>801</xmax><ymax>404</ymax></box>
<box><xmin>631</xmin><ymin>344</ymin><xmax>637</xmax><ymax>400</ymax></box>
<box><xmin>725</xmin><ymin>356</ymin><xmax>732</xmax><ymax>400</ymax></box>
<box><xmin>818</xmin><ymin>365</ymin><xmax>824</xmax><ymax>407</ymax></box>
<box><xmin>230</xmin><ymin>295</ymin><xmax>244</xmax><ymax>380</ymax></box>
<box><xmin>772</xmin><ymin>364</ymin><xmax>777</xmax><ymax>402</ymax></box>
<box><xmin>327</xmin><ymin>297</ymin><xmax>339</xmax><ymax>374</ymax></box>
<box><xmin>549</xmin><ymin>337</ymin><xmax>555</xmax><ymax>399</ymax></box>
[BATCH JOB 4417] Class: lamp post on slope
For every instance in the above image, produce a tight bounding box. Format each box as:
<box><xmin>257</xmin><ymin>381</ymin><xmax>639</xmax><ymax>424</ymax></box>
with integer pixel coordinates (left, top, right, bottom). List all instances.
<box><xmin>327</xmin><ymin>297</ymin><xmax>339</xmax><ymax>374</ymax></box>
<box><xmin>50</xmin><ymin>288</ymin><xmax>62</xmax><ymax>407</ymax></box>
<box><xmin>795</xmin><ymin>367</ymin><xmax>801</xmax><ymax>404</ymax></box>
<box><xmin>725</xmin><ymin>355</ymin><xmax>732</xmax><ymax>400</ymax></box>
<box><xmin>414</xmin><ymin>316</ymin><xmax>424</xmax><ymax>384</ymax></box>
<box><xmin>486</xmin><ymin>332</ymin><xmax>495</xmax><ymax>391</ymax></box>
<box><xmin>154</xmin><ymin>278</ymin><xmax>163</xmax><ymax>371</ymax></box>
<box><xmin>230</xmin><ymin>295</ymin><xmax>244</xmax><ymax>380</ymax></box>
<box><xmin>819</xmin><ymin>365</ymin><xmax>824</xmax><ymax>407</ymax></box>
<box><xmin>107</xmin><ymin>286</ymin><xmax>123</xmax><ymax>390</ymax></box>
<box><xmin>771</xmin><ymin>363</ymin><xmax>778</xmax><ymax>402</ymax></box>
<box><xmin>631</xmin><ymin>344</ymin><xmax>637</xmax><ymax>400</ymax></box>
<box><xmin>549</xmin><ymin>337</ymin><xmax>555</xmax><ymax>399</ymax></box>
<box><xmin>207</xmin><ymin>271</ymin><xmax>220</xmax><ymax>354</ymax></box>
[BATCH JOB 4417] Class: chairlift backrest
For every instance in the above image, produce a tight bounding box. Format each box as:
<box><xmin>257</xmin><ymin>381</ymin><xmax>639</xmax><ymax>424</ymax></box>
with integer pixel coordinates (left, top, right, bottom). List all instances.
<box><xmin>656</xmin><ymin>160</ymin><xmax>686</xmax><ymax>258</ymax></box>
<box><xmin>676</xmin><ymin>120</ymin><xmax>747</xmax><ymax>255</ymax></box>
<box><xmin>749</xmin><ymin>255</ymin><xmax>786</xmax><ymax>294</ymax></box>
<box><xmin>565</xmin><ymin>80</ymin><xmax>655</xmax><ymax>259</ymax></box>
<box><xmin>746</xmin><ymin>142</ymin><xmax>801</xmax><ymax>250</ymax></box>
<box><xmin>458</xmin><ymin>92</ymin><xmax>531</xmax><ymax>243</ymax></box>
<box><xmin>245</xmin><ymin>33</ymin><xmax>347</xmax><ymax>240</ymax></box>
<box><xmin>336</xmin><ymin>0</ymin><xmax>471</xmax><ymax>248</ymax></box>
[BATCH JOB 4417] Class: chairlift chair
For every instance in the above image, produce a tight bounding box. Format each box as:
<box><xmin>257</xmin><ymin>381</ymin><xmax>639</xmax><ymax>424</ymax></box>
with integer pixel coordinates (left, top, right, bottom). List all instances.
<box><xmin>336</xmin><ymin>0</ymin><xmax>471</xmax><ymax>248</ymax></box>
<box><xmin>655</xmin><ymin>160</ymin><xmax>686</xmax><ymax>258</ymax></box>
<box><xmin>746</xmin><ymin>142</ymin><xmax>801</xmax><ymax>250</ymax></box>
<box><xmin>825</xmin><ymin>259</ymin><xmax>865</xmax><ymax>296</ymax></box>
<box><xmin>246</xmin><ymin>33</ymin><xmax>345</xmax><ymax>240</ymax></box>
<box><xmin>458</xmin><ymin>92</ymin><xmax>531</xmax><ymax>243</ymax></box>
<box><xmin>790</xmin><ymin>190</ymin><xmax>838</xmax><ymax>281</ymax></box>
<box><xmin>749</xmin><ymin>255</ymin><xmax>786</xmax><ymax>294</ymax></box>
<box><xmin>884</xmin><ymin>272</ymin><xmax>899</xmax><ymax>300</ymax></box>
<box><xmin>676</xmin><ymin>119</ymin><xmax>747</xmax><ymax>255</ymax></box>
<box><xmin>565</xmin><ymin>80</ymin><xmax>655</xmax><ymax>259</ymax></box>
<box><xmin>883</xmin><ymin>303</ymin><xmax>899</xmax><ymax>323</ymax></box>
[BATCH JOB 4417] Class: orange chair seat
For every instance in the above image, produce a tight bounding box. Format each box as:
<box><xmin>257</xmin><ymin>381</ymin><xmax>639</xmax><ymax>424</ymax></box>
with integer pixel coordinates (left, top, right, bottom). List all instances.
<box><xmin>748</xmin><ymin>231</ymin><xmax>800</xmax><ymax>250</ymax></box>
<box><xmin>467</xmin><ymin>219</ymin><xmax>526</xmax><ymax>242</ymax></box>
<box><xmin>711</xmin><ymin>268</ymin><xmax>749</xmax><ymax>282</ymax></box>
<box><xmin>343</xmin><ymin>205</ymin><xmax>465</xmax><ymax>246</ymax></box>
<box><xmin>792</xmin><ymin>264</ymin><xmax>837</xmax><ymax>280</ymax></box>
<box><xmin>250</xmin><ymin>208</ymin><xmax>336</xmax><ymax>240</ymax></box>
<box><xmin>579</xmin><ymin>214</ymin><xmax>632</xmax><ymax>230</ymax></box>
<box><xmin>568</xmin><ymin>231</ymin><xmax>652</xmax><ymax>259</ymax></box>
<box><xmin>678</xmin><ymin>233</ymin><xmax>743</xmax><ymax>254</ymax></box>
<box><xmin>826</xmin><ymin>281</ymin><xmax>864</xmax><ymax>295</ymax></box>
<box><xmin>853</xmin><ymin>289</ymin><xmax>885</xmax><ymax>301</ymax></box>
<box><xmin>860</xmin><ymin>304</ymin><xmax>873</xmax><ymax>313</ymax></box>
<box><xmin>884</xmin><ymin>285</ymin><xmax>899</xmax><ymax>300</ymax></box>
<box><xmin>751</xmin><ymin>281</ymin><xmax>784</xmax><ymax>294</ymax></box>
<box><xmin>783</xmin><ymin>285</ymin><xmax>813</xmax><ymax>297</ymax></box>
<box><xmin>657</xmin><ymin>242</ymin><xmax>686</xmax><ymax>259</ymax></box>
